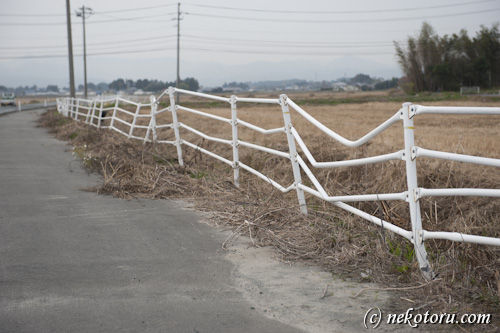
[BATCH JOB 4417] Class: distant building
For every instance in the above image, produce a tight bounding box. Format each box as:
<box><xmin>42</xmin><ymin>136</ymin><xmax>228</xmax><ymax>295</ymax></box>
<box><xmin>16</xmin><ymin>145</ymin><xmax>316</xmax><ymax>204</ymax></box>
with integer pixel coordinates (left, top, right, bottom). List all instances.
<box><xmin>332</xmin><ymin>82</ymin><xmax>359</xmax><ymax>92</ymax></box>
<box><xmin>222</xmin><ymin>87</ymin><xmax>243</xmax><ymax>93</ymax></box>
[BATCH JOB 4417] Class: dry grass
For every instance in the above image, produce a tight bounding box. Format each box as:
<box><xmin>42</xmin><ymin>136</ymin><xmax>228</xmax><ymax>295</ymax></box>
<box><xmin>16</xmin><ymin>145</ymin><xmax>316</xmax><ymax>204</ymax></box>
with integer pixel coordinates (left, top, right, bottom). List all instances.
<box><xmin>39</xmin><ymin>94</ymin><xmax>500</xmax><ymax>330</ymax></box>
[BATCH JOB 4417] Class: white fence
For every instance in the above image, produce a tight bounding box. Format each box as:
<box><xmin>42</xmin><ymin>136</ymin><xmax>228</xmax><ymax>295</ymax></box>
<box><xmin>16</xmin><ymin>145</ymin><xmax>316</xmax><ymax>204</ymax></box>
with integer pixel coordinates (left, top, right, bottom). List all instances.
<box><xmin>57</xmin><ymin>87</ymin><xmax>500</xmax><ymax>280</ymax></box>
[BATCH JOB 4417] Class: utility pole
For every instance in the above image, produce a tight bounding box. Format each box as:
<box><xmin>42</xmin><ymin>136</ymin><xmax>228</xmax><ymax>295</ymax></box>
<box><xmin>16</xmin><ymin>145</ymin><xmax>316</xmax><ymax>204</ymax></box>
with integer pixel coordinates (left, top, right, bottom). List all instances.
<box><xmin>76</xmin><ymin>6</ymin><xmax>93</xmax><ymax>99</ymax></box>
<box><xmin>176</xmin><ymin>2</ymin><xmax>181</xmax><ymax>104</ymax></box>
<box><xmin>65</xmin><ymin>0</ymin><xmax>75</xmax><ymax>98</ymax></box>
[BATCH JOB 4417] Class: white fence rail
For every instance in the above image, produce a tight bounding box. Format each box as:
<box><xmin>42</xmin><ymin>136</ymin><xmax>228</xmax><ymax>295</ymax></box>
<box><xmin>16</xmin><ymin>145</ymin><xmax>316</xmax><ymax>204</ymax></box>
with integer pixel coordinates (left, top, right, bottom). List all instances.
<box><xmin>57</xmin><ymin>87</ymin><xmax>500</xmax><ymax>280</ymax></box>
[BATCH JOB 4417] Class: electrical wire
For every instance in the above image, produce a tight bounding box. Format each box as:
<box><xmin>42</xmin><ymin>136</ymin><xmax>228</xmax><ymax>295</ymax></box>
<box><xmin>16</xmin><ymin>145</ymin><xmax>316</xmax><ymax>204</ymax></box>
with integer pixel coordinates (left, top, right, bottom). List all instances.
<box><xmin>182</xmin><ymin>47</ymin><xmax>393</xmax><ymax>56</ymax></box>
<box><xmin>182</xmin><ymin>34</ymin><xmax>396</xmax><ymax>46</ymax></box>
<box><xmin>2</xmin><ymin>0</ymin><xmax>493</xmax><ymax>17</ymax></box>
<box><xmin>0</xmin><ymin>42</ymin><xmax>396</xmax><ymax>60</ymax></box>
<box><xmin>96</xmin><ymin>3</ymin><xmax>176</xmax><ymax>14</ymax></box>
<box><xmin>184</xmin><ymin>8</ymin><xmax>500</xmax><ymax>24</ymax></box>
<box><xmin>0</xmin><ymin>13</ymin><xmax>174</xmax><ymax>26</ymax></box>
<box><xmin>0</xmin><ymin>3</ymin><xmax>176</xmax><ymax>17</ymax></box>
<box><xmin>184</xmin><ymin>0</ymin><xmax>496</xmax><ymax>14</ymax></box>
<box><xmin>0</xmin><ymin>47</ymin><xmax>176</xmax><ymax>60</ymax></box>
<box><xmin>0</xmin><ymin>35</ymin><xmax>177</xmax><ymax>50</ymax></box>
<box><xmin>181</xmin><ymin>38</ymin><xmax>394</xmax><ymax>49</ymax></box>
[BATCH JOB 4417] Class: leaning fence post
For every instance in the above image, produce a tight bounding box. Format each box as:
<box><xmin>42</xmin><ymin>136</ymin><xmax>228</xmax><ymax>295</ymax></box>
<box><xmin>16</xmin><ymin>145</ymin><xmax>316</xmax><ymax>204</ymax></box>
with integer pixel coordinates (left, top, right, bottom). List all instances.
<box><xmin>280</xmin><ymin>94</ymin><xmax>307</xmax><ymax>214</ymax></box>
<box><xmin>230</xmin><ymin>95</ymin><xmax>240</xmax><ymax>188</ymax></box>
<box><xmin>109</xmin><ymin>98</ymin><xmax>119</xmax><ymax>130</ymax></box>
<box><xmin>128</xmin><ymin>103</ymin><xmax>141</xmax><ymax>139</ymax></box>
<box><xmin>97</xmin><ymin>101</ymin><xmax>104</xmax><ymax>128</ymax></box>
<box><xmin>63</xmin><ymin>98</ymin><xmax>69</xmax><ymax>117</ymax></box>
<box><xmin>150</xmin><ymin>96</ymin><xmax>158</xmax><ymax>142</ymax></box>
<box><xmin>69</xmin><ymin>98</ymin><xmax>72</xmax><ymax>117</ymax></box>
<box><xmin>74</xmin><ymin>99</ymin><xmax>80</xmax><ymax>120</ymax></box>
<box><xmin>85</xmin><ymin>100</ymin><xmax>95</xmax><ymax>124</ymax></box>
<box><xmin>168</xmin><ymin>87</ymin><xmax>184</xmax><ymax>166</ymax></box>
<box><xmin>66</xmin><ymin>98</ymin><xmax>71</xmax><ymax>117</ymax></box>
<box><xmin>402</xmin><ymin>102</ymin><xmax>433</xmax><ymax>281</ymax></box>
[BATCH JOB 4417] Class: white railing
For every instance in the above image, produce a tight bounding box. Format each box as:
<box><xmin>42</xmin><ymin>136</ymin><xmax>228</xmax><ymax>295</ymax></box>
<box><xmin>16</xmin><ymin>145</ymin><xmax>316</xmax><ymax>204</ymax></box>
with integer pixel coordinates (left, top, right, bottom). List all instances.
<box><xmin>57</xmin><ymin>87</ymin><xmax>500</xmax><ymax>280</ymax></box>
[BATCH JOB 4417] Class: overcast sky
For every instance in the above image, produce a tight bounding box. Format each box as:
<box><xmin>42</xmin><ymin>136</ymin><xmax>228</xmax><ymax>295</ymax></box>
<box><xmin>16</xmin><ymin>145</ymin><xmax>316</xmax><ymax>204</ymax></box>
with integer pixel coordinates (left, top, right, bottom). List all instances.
<box><xmin>1</xmin><ymin>0</ymin><xmax>499</xmax><ymax>88</ymax></box>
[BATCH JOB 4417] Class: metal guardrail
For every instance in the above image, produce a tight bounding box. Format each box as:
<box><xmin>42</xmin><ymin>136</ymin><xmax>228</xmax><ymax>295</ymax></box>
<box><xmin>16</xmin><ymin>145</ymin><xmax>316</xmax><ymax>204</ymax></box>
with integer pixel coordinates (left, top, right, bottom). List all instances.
<box><xmin>0</xmin><ymin>101</ymin><xmax>57</xmax><ymax>116</ymax></box>
<box><xmin>57</xmin><ymin>87</ymin><xmax>500</xmax><ymax>280</ymax></box>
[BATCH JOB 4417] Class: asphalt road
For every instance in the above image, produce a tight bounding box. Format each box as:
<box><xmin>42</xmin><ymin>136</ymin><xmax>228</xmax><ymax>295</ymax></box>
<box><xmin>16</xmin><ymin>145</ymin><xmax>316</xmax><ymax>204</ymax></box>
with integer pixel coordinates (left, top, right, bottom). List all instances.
<box><xmin>0</xmin><ymin>109</ymin><xmax>305</xmax><ymax>332</ymax></box>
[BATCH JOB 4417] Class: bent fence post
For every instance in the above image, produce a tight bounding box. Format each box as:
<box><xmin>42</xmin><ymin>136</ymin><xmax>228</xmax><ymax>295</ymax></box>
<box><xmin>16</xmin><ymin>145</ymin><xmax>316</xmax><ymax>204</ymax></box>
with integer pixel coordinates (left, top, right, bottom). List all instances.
<box><xmin>109</xmin><ymin>98</ymin><xmax>118</xmax><ymax>130</ymax></box>
<box><xmin>86</xmin><ymin>100</ymin><xmax>95</xmax><ymax>124</ymax></box>
<box><xmin>168</xmin><ymin>87</ymin><xmax>184</xmax><ymax>166</ymax></box>
<box><xmin>149</xmin><ymin>96</ymin><xmax>157</xmax><ymax>142</ymax></box>
<box><xmin>231</xmin><ymin>95</ymin><xmax>240</xmax><ymax>188</ymax></box>
<box><xmin>128</xmin><ymin>102</ymin><xmax>141</xmax><ymax>139</ymax></box>
<box><xmin>402</xmin><ymin>102</ymin><xmax>433</xmax><ymax>281</ymax></box>
<box><xmin>280</xmin><ymin>94</ymin><xmax>308</xmax><ymax>214</ymax></box>
<box><xmin>74</xmin><ymin>99</ymin><xmax>80</xmax><ymax>120</ymax></box>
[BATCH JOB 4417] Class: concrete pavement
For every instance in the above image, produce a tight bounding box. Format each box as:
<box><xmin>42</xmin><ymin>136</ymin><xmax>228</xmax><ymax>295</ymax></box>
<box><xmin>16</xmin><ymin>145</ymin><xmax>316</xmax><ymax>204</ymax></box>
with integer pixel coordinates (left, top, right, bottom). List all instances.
<box><xmin>0</xmin><ymin>109</ymin><xmax>305</xmax><ymax>332</ymax></box>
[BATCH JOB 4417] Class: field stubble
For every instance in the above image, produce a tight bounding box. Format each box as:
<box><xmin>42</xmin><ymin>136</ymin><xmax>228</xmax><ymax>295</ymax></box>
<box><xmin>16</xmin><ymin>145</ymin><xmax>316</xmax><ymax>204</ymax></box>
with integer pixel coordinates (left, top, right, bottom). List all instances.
<box><xmin>40</xmin><ymin>94</ymin><xmax>500</xmax><ymax>327</ymax></box>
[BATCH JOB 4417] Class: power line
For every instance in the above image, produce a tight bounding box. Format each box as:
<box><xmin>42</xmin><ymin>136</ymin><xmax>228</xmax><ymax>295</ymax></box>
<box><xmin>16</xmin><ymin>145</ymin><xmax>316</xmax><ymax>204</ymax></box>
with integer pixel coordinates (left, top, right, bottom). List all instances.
<box><xmin>181</xmin><ymin>39</ymin><xmax>394</xmax><ymax>50</ymax></box>
<box><xmin>96</xmin><ymin>3</ymin><xmax>176</xmax><ymax>14</ymax></box>
<box><xmin>182</xmin><ymin>47</ymin><xmax>393</xmax><ymax>56</ymax></box>
<box><xmin>1</xmin><ymin>34</ymin><xmax>394</xmax><ymax>57</ymax></box>
<box><xmin>0</xmin><ymin>3</ymin><xmax>176</xmax><ymax>17</ymax></box>
<box><xmin>0</xmin><ymin>47</ymin><xmax>176</xmax><ymax>60</ymax></box>
<box><xmin>184</xmin><ymin>0</ymin><xmax>497</xmax><ymax>14</ymax></box>
<box><xmin>92</xmin><ymin>13</ymin><xmax>176</xmax><ymax>23</ymax></box>
<box><xmin>0</xmin><ymin>44</ymin><xmax>394</xmax><ymax>60</ymax></box>
<box><xmin>3</xmin><ymin>0</ymin><xmax>492</xmax><ymax>17</ymax></box>
<box><xmin>5</xmin><ymin>6</ymin><xmax>495</xmax><ymax>26</ymax></box>
<box><xmin>182</xmin><ymin>34</ymin><xmax>396</xmax><ymax>46</ymax></box>
<box><xmin>0</xmin><ymin>35</ymin><xmax>177</xmax><ymax>51</ymax></box>
<box><xmin>0</xmin><ymin>13</ymin><xmax>174</xmax><ymax>26</ymax></box>
<box><xmin>0</xmin><ymin>40</ymin><xmax>178</xmax><ymax>56</ymax></box>
<box><xmin>184</xmin><ymin>8</ymin><xmax>500</xmax><ymax>24</ymax></box>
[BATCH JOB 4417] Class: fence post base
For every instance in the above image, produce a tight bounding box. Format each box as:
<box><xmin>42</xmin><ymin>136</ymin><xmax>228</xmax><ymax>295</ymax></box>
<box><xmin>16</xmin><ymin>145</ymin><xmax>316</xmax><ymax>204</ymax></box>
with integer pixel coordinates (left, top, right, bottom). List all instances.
<box><xmin>230</xmin><ymin>95</ymin><xmax>240</xmax><ymax>188</ymax></box>
<box><xmin>169</xmin><ymin>87</ymin><xmax>184</xmax><ymax>166</ymax></box>
<box><xmin>402</xmin><ymin>102</ymin><xmax>434</xmax><ymax>281</ymax></box>
<box><xmin>280</xmin><ymin>94</ymin><xmax>307</xmax><ymax>215</ymax></box>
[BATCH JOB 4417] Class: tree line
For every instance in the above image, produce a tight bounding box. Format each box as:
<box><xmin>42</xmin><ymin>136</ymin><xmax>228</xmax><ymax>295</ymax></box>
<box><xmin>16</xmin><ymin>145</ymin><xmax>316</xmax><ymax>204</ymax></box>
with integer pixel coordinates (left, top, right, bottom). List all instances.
<box><xmin>395</xmin><ymin>22</ymin><xmax>500</xmax><ymax>93</ymax></box>
<box><xmin>108</xmin><ymin>78</ymin><xmax>199</xmax><ymax>92</ymax></box>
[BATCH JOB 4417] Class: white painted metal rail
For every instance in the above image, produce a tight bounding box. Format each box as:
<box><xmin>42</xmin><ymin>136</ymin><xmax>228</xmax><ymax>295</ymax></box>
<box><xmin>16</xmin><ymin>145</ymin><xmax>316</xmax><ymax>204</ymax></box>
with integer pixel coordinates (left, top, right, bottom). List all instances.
<box><xmin>57</xmin><ymin>89</ymin><xmax>500</xmax><ymax>280</ymax></box>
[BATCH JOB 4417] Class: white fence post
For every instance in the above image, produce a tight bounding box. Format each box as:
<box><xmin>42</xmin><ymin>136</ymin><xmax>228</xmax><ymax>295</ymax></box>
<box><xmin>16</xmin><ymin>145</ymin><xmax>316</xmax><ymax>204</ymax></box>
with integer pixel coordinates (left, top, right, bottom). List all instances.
<box><xmin>150</xmin><ymin>96</ymin><xmax>158</xmax><ymax>142</ymax></box>
<box><xmin>97</xmin><ymin>101</ymin><xmax>104</xmax><ymax>128</ymax></box>
<box><xmin>231</xmin><ymin>95</ymin><xmax>240</xmax><ymax>188</ymax></box>
<box><xmin>17</xmin><ymin>100</ymin><xmax>21</xmax><ymax>112</ymax></box>
<box><xmin>128</xmin><ymin>103</ymin><xmax>141</xmax><ymax>139</ymax></box>
<box><xmin>74</xmin><ymin>99</ymin><xmax>80</xmax><ymax>120</ymax></box>
<box><xmin>144</xmin><ymin>97</ymin><xmax>156</xmax><ymax>143</ymax></box>
<box><xmin>402</xmin><ymin>102</ymin><xmax>433</xmax><ymax>281</ymax></box>
<box><xmin>62</xmin><ymin>98</ymin><xmax>69</xmax><ymax>117</ymax></box>
<box><xmin>280</xmin><ymin>94</ymin><xmax>307</xmax><ymax>214</ymax></box>
<box><xmin>168</xmin><ymin>87</ymin><xmax>184</xmax><ymax>166</ymax></box>
<box><xmin>109</xmin><ymin>98</ymin><xmax>119</xmax><ymax>130</ymax></box>
<box><xmin>85</xmin><ymin>100</ymin><xmax>95</xmax><ymax>124</ymax></box>
<box><xmin>68</xmin><ymin>98</ymin><xmax>71</xmax><ymax>117</ymax></box>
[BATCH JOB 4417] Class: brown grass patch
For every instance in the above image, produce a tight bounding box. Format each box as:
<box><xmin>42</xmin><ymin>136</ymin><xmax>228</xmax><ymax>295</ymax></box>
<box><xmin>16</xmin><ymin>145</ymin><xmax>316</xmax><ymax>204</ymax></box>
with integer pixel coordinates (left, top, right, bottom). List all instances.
<box><xmin>39</xmin><ymin>96</ymin><xmax>500</xmax><ymax>329</ymax></box>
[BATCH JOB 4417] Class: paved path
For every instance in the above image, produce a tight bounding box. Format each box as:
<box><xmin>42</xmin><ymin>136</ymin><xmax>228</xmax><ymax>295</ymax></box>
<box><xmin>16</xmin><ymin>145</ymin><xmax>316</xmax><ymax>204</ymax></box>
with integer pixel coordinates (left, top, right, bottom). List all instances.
<box><xmin>0</xmin><ymin>110</ymin><xmax>305</xmax><ymax>332</ymax></box>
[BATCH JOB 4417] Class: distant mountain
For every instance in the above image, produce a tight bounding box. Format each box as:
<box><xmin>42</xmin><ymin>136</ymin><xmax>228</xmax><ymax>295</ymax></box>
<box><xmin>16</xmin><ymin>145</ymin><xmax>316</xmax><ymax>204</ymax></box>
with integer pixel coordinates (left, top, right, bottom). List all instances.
<box><xmin>184</xmin><ymin>56</ymin><xmax>401</xmax><ymax>86</ymax></box>
<box><xmin>0</xmin><ymin>55</ymin><xmax>401</xmax><ymax>89</ymax></box>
